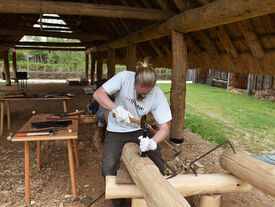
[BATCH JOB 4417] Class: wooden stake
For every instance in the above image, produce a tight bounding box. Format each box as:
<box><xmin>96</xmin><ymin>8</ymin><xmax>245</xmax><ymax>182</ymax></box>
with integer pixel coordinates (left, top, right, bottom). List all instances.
<box><xmin>67</xmin><ymin>140</ymin><xmax>77</xmax><ymax>198</ymax></box>
<box><xmin>170</xmin><ymin>31</ymin><xmax>187</xmax><ymax>143</ymax></box>
<box><xmin>3</xmin><ymin>51</ymin><xmax>11</xmax><ymax>86</ymax></box>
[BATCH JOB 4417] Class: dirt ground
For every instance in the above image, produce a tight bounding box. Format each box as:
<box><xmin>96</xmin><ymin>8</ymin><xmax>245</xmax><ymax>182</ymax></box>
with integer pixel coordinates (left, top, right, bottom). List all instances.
<box><xmin>0</xmin><ymin>83</ymin><xmax>274</xmax><ymax>207</ymax></box>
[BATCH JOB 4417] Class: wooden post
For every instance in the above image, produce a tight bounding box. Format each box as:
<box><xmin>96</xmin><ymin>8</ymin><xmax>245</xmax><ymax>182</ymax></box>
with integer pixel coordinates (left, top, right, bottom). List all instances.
<box><xmin>121</xmin><ymin>143</ymin><xmax>190</xmax><ymax>207</ymax></box>
<box><xmin>67</xmin><ymin>140</ymin><xmax>77</xmax><ymax>198</ymax></box>
<box><xmin>96</xmin><ymin>53</ymin><xmax>103</xmax><ymax>80</ymax></box>
<box><xmin>126</xmin><ymin>43</ymin><xmax>136</xmax><ymax>71</ymax></box>
<box><xmin>73</xmin><ymin>140</ymin><xmax>80</xmax><ymax>167</ymax></box>
<box><xmin>107</xmin><ymin>48</ymin><xmax>116</xmax><ymax>78</ymax></box>
<box><xmin>7</xmin><ymin>101</ymin><xmax>10</xmax><ymax>130</ymax></box>
<box><xmin>170</xmin><ymin>30</ymin><xmax>187</xmax><ymax>143</ymax></box>
<box><xmin>197</xmin><ymin>194</ymin><xmax>221</xmax><ymax>207</ymax></box>
<box><xmin>25</xmin><ymin>141</ymin><xmax>30</xmax><ymax>204</ymax></box>
<box><xmin>3</xmin><ymin>51</ymin><xmax>11</xmax><ymax>86</ymax></box>
<box><xmin>90</xmin><ymin>54</ymin><xmax>96</xmax><ymax>84</ymax></box>
<box><xmin>247</xmin><ymin>74</ymin><xmax>253</xmax><ymax>96</ymax></box>
<box><xmin>37</xmin><ymin>140</ymin><xmax>41</xmax><ymax>168</ymax></box>
<box><xmin>0</xmin><ymin>101</ymin><xmax>4</xmax><ymax>136</ymax></box>
<box><xmin>227</xmin><ymin>73</ymin><xmax>231</xmax><ymax>88</ymax></box>
<box><xmin>220</xmin><ymin>149</ymin><xmax>275</xmax><ymax>197</ymax></box>
<box><xmin>85</xmin><ymin>54</ymin><xmax>89</xmax><ymax>81</ymax></box>
<box><xmin>12</xmin><ymin>52</ymin><xmax>17</xmax><ymax>78</ymax></box>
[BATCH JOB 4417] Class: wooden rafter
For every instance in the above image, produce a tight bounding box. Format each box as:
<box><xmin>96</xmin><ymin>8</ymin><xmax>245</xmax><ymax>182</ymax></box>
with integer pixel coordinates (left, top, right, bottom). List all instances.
<box><xmin>0</xmin><ymin>28</ymin><xmax>112</xmax><ymax>41</ymax></box>
<box><xmin>0</xmin><ymin>0</ymin><xmax>175</xmax><ymax>21</ymax></box>
<box><xmin>238</xmin><ymin>19</ymin><xmax>265</xmax><ymax>59</ymax></box>
<box><xmin>91</xmin><ymin>0</ymin><xmax>275</xmax><ymax>52</ymax></box>
<box><xmin>215</xmin><ymin>26</ymin><xmax>239</xmax><ymax>59</ymax></box>
<box><xmin>196</xmin><ymin>31</ymin><xmax>220</xmax><ymax>59</ymax></box>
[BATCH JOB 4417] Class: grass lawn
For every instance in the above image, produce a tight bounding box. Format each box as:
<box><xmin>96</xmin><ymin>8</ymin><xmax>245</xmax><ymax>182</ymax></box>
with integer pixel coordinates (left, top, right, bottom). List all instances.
<box><xmin>157</xmin><ymin>83</ymin><xmax>275</xmax><ymax>153</ymax></box>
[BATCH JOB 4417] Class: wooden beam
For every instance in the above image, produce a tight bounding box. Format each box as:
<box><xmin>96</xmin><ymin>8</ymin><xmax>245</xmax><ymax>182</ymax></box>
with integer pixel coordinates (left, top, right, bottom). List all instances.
<box><xmin>196</xmin><ymin>31</ymin><xmax>219</xmax><ymax>59</ymax></box>
<box><xmin>121</xmin><ymin>142</ymin><xmax>190</xmax><ymax>207</ymax></box>
<box><xmin>238</xmin><ymin>19</ymin><xmax>265</xmax><ymax>59</ymax></box>
<box><xmin>107</xmin><ymin>48</ymin><xmax>116</xmax><ymax>78</ymax></box>
<box><xmin>215</xmin><ymin>26</ymin><xmax>239</xmax><ymax>59</ymax></box>
<box><xmin>14</xmin><ymin>46</ymin><xmax>85</xmax><ymax>51</ymax></box>
<box><xmin>170</xmin><ymin>31</ymin><xmax>187</xmax><ymax>143</ymax></box>
<box><xmin>3</xmin><ymin>51</ymin><xmax>11</xmax><ymax>86</ymax></box>
<box><xmin>92</xmin><ymin>0</ymin><xmax>275</xmax><ymax>52</ymax></box>
<box><xmin>220</xmin><ymin>149</ymin><xmax>275</xmax><ymax>197</ymax></box>
<box><xmin>126</xmin><ymin>43</ymin><xmax>136</xmax><ymax>71</ymax></box>
<box><xmin>0</xmin><ymin>28</ymin><xmax>112</xmax><ymax>41</ymax></box>
<box><xmin>0</xmin><ymin>0</ymin><xmax>174</xmax><ymax>21</ymax></box>
<box><xmin>1</xmin><ymin>41</ymin><xmax>93</xmax><ymax>47</ymax></box>
<box><xmin>105</xmin><ymin>173</ymin><xmax>251</xmax><ymax>199</ymax></box>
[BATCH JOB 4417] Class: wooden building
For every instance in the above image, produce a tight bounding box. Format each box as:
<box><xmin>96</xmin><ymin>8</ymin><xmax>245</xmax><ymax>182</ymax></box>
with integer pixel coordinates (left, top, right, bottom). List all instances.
<box><xmin>0</xmin><ymin>0</ymin><xmax>274</xmax><ymax>143</ymax></box>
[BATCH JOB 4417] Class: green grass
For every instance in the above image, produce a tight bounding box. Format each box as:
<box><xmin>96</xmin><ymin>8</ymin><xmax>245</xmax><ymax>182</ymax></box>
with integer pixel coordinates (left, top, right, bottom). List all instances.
<box><xmin>157</xmin><ymin>83</ymin><xmax>275</xmax><ymax>153</ymax></box>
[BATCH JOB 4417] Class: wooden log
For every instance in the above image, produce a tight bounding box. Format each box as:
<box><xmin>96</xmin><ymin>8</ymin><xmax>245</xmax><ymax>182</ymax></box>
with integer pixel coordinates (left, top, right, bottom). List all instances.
<box><xmin>170</xmin><ymin>31</ymin><xmax>186</xmax><ymax>143</ymax></box>
<box><xmin>0</xmin><ymin>28</ymin><xmax>111</xmax><ymax>41</ymax></box>
<box><xmin>121</xmin><ymin>142</ymin><xmax>190</xmax><ymax>207</ymax></box>
<box><xmin>92</xmin><ymin>0</ymin><xmax>275</xmax><ymax>52</ymax></box>
<box><xmin>220</xmin><ymin>149</ymin><xmax>275</xmax><ymax>197</ymax></box>
<box><xmin>0</xmin><ymin>0</ymin><xmax>174</xmax><ymax>21</ymax></box>
<box><xmin>105</xmin><ymin>173</ymin><xmax>251</xmax><ymax>199</ymax></box>
<box><xmin>3</xmin><ymin>51</ymin><xmax>11</xmax><ymax>86</ymax></box>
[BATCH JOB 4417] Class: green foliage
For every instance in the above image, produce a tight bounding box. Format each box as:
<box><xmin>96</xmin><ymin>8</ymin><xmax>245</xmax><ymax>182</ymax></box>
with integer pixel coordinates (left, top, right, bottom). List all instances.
<box><xmin>157</xmin><ymin>83</ymin><xmax>275</xmax><ymax>153</ymax></box>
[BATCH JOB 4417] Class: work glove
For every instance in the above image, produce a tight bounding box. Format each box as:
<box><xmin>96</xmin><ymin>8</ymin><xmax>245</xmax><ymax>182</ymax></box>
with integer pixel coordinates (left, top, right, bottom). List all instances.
<box><xmin>138</xmin><ymin>136</ymin><xmax>157</xmax><ymax>152</ymax></box>
<box><xmin>112</xmin><ymin>106</ymin><xmax>133</xmax><ymax>124</ymax></box>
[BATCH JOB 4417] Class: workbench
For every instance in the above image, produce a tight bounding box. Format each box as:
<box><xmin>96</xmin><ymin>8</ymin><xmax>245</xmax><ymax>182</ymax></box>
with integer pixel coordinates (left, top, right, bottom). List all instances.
<box><xmin>0</xmin><ymin>96</ymin><xmax>71</xmax><ymax>136</ymax></box>
<box><xmin>11</xmin><ymin>113</ymin><xmax>79</xmax><ymax>204</ymax></box>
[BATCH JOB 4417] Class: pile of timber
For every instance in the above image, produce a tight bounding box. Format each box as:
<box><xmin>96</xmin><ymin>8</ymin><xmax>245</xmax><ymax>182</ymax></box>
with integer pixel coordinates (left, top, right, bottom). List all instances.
<box><xmin>105</xmin><ymin>143</ymin><xmax>275</xmax><ymax>207</ymax></box>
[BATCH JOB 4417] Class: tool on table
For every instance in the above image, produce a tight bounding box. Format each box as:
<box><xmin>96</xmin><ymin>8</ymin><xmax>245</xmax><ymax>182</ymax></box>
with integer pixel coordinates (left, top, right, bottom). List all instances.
<box><xmin>140</xmin><ymin>115</ymin><xmax>148</xmax><ymax>157</ymax></box>
<box><xmin>189</xmin><ymin>140</ymin><xmax>236</xmax><ymax>176</ymax></box>
<box><xmin>7</xmin><ymin>128</ymin><xmax>61</xmax><ymax>140</ymax></box>
<box><xmin>31</xmin><ymin>120</ymin><xmax>72</xmax><ymax>129</ymax></box>
<box><xmin>53</xmin><ymin>109</ymin><xmax>85</xmax><ymax>118</ymax></box>
<box><xmin>113</xmin><ymin>113</ymin><xmax>181</xmax><ymax>157</ymax></box>
<box><xmin>46</xmin><ymin>116</ymin><xmax>84</xmax><ymax>123</ymax></box>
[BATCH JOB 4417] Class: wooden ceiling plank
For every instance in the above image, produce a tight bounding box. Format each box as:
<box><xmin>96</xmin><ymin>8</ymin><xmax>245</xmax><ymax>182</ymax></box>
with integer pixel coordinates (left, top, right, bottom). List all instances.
<box><xmin>215</xmin><ymin>26</ymin><xmax>239</xmax><ymax>59</ymax></box>
<box><xmin>0</xmin><ymin>0</ymin><xmax>174</xmax><ymax>21</ymax></box>
<box><xmin>238</xmin><ymin>19</ymin><xmax>265</xmax><ymax>59</ymax></box>
<box><xmin>0</xmin><ymin>28</ymin><xmax>112</xmax><ymax>41</ymax></box>
<box><xmin>91</xmin><ymin>0</ymin><xmax>275</xmax><ymax>52</ymax></box>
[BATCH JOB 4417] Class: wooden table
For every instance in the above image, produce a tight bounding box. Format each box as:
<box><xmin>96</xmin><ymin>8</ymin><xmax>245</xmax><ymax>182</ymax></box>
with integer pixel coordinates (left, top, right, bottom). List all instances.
<box><xmin>0</xmin><ymin>96</ymin><xmax>71</xmax><ymax>136</ymax></box>
<box><xmin>11</xmin><ymin>114</ymin><xmax>79</xmax><ymax>204</ymax></box>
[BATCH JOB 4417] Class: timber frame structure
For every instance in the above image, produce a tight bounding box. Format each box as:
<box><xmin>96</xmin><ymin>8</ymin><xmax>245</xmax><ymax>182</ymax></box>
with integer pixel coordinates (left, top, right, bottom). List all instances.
<box><xmin>0</xmin><ymin>0</ymin><xmax>275</xmax><ymax>142</ymax></box>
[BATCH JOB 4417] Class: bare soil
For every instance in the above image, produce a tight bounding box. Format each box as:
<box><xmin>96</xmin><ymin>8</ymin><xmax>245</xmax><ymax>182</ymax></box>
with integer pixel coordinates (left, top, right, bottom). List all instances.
<box><xmin>0</xmin><ymin>83</ymin><xmax>274</xmax><ymax>207</ymax></box>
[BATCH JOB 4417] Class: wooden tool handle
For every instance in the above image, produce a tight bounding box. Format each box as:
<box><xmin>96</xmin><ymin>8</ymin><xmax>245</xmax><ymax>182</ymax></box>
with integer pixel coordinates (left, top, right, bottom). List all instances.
<box><xmin>67</xmin><ymin>110</ymin><xmax>85</xmax><ymax>116</ymax></box>
<box><xmin>16</xmin><ymin>132</ymin><xmax>50</xmax><ymax>137</ymax></box>
<box><xmin>112</xmin><ymin>113</ymin><xmax>141</xmax><ymax>125</ymax></box>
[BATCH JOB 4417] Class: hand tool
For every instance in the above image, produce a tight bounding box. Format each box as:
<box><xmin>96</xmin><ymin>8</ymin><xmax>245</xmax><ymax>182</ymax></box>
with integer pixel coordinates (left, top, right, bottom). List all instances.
<box><xmin>189</xmin><ymin>140</ymin><xmax>235</xmax><ymax>176</ymax></box>
<box><xmin>113</xmin><ymin>113</ymin><xmax>181</xmax><ymax>157</ymax></box>
<box><xmin>140</xmin><ymin>115</ymin><xmax>148</xmax><ymax>157</ymax></box>
<box><xmin>7</xmin><ymin>128</ymin><xmax>61</xmax><ymax>140</ymax></box>
<box><xmin>53</xmin><ymin>109</ymin><xmax>85</xmax><ymax>118</ymax></box>
<box><xmin>46</xmin><ymin>116</ymin><xmax>84</xmax><ymax>123</ymax></box>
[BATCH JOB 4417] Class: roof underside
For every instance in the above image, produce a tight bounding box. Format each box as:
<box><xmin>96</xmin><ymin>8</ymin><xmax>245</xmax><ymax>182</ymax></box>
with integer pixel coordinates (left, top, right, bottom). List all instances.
<box><xmin>0</xmin><ymin>0</ymin><xmax>274</xmax><ymax>75</ymax></box>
